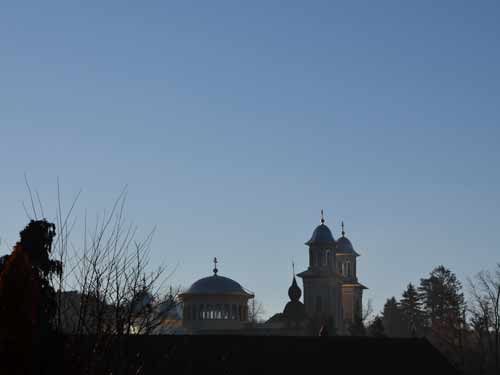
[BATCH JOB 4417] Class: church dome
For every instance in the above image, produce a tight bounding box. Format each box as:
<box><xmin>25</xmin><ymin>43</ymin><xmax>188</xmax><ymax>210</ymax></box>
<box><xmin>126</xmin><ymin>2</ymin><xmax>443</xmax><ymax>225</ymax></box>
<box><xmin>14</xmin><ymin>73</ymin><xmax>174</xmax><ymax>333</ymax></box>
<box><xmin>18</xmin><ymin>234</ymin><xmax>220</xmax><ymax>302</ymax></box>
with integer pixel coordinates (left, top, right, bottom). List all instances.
<box><xmin>305</xmin><ymin>223</ymin><xmax>336</xmax><ymax>246</ymax></box>
<box><xmin>184</xmin><ymin>275</ymin><xmax>252</xmax><ymax>296</ymax></box>
<box><xmin>288</xmin><ymin>276</ymin><xmax>302</xmax><ymax>301</ymax></box>
<box><xmin>336</xmin><ymin>222</ymin><xmax>359</xmax><ymax>255</ymax></box>
<box><xmin>336</xmin><ymin>236</ymin><xmax>354</xmax><ymax>253</ymax></box>
<box><xmin>283</xmin><ymin>276</ymin><xmax>306</xmax><ymax>322</ymax></box>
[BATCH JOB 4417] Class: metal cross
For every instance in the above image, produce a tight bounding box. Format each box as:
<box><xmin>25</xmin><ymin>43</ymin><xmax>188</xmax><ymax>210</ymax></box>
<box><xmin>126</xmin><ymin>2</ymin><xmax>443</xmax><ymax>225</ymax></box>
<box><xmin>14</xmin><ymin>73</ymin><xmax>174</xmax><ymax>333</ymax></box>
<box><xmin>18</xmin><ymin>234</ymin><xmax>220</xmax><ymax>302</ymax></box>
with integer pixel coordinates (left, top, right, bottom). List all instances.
<box><xmin>213</xmin><ymin>257</ymin><xmax>218</xmax><ymax>276</ymax></box>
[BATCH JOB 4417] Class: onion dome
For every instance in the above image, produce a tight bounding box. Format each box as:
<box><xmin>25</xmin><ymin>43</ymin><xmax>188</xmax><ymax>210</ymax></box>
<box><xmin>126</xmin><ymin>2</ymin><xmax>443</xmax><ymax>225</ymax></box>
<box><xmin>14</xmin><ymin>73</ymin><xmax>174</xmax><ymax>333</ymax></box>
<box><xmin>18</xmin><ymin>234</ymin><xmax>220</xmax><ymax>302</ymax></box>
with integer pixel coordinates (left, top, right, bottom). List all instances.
<box><xmin>305</xmin><ymin>210</ymin><xmax>336</xmax><ymax>246</ymax></box>
<box><xmin>283</xmin><ymin>276</ymin><xmax>306</xmax><ymax>321</ymax></box>
<box><xmin>288</xmin><ymin>276</ymin><xmax>302</xmax><ymax>302</ymax></box>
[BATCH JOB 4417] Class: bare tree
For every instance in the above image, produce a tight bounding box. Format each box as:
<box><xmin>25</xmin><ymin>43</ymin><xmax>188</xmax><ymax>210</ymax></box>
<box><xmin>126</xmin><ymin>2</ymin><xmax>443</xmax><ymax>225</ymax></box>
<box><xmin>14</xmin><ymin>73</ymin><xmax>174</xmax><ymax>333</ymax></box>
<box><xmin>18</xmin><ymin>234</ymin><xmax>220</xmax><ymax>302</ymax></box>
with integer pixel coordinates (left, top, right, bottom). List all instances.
<box><xmin>22</xmin><ymin>181</ymin><xmax>179</xmax><ymax>374</ymax></box>
<box><xmin>362</xmin><ymin>299</ymin><xmax>374</xmax><ymax>323</ymax></box>
<box><xmin>248</xmin><ymin>298</ymin><xmax>265</xmax><ymax>324</ymax></box>
<box><xmin>468</xmin><ymin>264</ymin><xmax>500</xmax><ymax>374</ymax></box>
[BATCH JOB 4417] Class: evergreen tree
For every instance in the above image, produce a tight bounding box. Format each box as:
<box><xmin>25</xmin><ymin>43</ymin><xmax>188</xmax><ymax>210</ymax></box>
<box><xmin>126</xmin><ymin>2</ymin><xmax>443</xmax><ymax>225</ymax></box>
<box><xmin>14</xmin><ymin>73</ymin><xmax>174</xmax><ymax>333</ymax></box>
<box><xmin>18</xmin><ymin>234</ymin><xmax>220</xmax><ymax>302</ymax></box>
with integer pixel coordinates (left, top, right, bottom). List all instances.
<box><xmin>418</xmin><ymin>265</ymin><xmax>465</xmax><ymax>331</ymax></box>
<box><xmin>400</xmin><ymin>283</ymin><xmax>425</xmax><ymax>336</ymax></box>
<box><xmin>418</xmin><ymin>265</ymin><xmax>466</xmax><ymax>359</ymax></box>
<box><xmin>382</xmin><ymin>297</ymin><xmax>407</xmax><ymax>337</ymax></box>
<box><xmin>368</xmin><ymin>315</ymin><xmax>386</xmax><ymax>337</ymax></box>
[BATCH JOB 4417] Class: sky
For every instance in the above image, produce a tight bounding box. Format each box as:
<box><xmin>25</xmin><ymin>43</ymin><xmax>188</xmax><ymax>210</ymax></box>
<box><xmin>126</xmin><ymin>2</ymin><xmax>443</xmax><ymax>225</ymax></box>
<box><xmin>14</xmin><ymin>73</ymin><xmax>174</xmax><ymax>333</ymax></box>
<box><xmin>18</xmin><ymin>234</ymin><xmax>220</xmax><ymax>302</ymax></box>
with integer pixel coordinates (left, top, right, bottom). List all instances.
<box><xmin>1</xmin><ymin>1</ymin><xmax>499</xmax><ymax>317</ymax></box>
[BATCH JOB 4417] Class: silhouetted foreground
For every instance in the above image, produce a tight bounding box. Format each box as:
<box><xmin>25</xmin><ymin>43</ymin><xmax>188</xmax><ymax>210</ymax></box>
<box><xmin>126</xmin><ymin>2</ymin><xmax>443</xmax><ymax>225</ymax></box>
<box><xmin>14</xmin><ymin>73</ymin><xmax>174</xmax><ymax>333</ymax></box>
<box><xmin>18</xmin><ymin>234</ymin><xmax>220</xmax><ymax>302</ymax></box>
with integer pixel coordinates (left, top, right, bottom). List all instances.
<box><xmin>58</xmin><ymin>335</ymin><xmax>459</xmax><ymax>375</ymax></box>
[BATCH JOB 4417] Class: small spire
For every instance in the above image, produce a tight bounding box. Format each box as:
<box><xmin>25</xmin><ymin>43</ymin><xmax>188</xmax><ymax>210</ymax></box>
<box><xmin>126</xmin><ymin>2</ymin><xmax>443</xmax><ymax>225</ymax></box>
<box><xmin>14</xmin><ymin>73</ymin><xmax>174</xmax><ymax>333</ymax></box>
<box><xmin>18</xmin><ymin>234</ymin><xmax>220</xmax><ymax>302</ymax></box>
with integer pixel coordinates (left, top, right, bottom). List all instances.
<box><xmin>320</xmin><ymin>209</ymin><xmax>325</xmax><ymax>224</ymax></box>
<box><xmin>341</xmin><ymin>221</ymin><xmax>345</xmax><ymax>237</ymax></box>
<box><xmin>292</xmin><ymin>260</ymin><xmax>295</xmax><ymax>278</ymax></box>
<box><xmin>213</xmin><ymin>257</ymin><xmax>218</xmax><ymax>276</ymax></box>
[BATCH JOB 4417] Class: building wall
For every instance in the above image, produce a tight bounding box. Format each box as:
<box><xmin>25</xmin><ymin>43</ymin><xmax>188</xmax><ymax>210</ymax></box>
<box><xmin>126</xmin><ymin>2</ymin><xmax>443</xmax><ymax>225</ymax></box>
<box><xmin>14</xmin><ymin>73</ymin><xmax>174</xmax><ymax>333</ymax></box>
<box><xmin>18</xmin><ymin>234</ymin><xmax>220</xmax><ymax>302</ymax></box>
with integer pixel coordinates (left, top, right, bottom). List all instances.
<box><xmin>302</xmin><ymin>276</ymin><xmax>343</xmax><ymax>333</ymax></box>
<box><xmin>181</xmin><ymin>295</ymin><xmax>250</xmax><ymax>332</ymax></box>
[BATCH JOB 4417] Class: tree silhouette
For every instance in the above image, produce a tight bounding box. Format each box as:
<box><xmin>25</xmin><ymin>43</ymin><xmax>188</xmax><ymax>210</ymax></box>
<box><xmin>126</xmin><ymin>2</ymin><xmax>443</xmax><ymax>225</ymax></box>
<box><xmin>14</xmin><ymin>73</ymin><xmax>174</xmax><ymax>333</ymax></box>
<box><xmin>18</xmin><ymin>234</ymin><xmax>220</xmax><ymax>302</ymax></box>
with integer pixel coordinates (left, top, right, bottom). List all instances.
<box><xmin>419</xmin><ymin>266</ymin><xmax>466</xmax><ymax>369</ymax></box>
<box><xmin>0</xmin><ymin>220</ymin><xmax>60</xmax><ymax>374</ymax></box>
<box><xmin>400</xmin><ymin>283</ymin><xmax>425</xmax><ymax>336</ymax></box>
<box><xmin>382</xmin><ymin>297</ymin><xmax>407</xmax><ymax>337</ymax></box>
<box><xmin>419</xmin><ymin>266</ymin><xmax>465</xmax><ymax>333</ymax></box>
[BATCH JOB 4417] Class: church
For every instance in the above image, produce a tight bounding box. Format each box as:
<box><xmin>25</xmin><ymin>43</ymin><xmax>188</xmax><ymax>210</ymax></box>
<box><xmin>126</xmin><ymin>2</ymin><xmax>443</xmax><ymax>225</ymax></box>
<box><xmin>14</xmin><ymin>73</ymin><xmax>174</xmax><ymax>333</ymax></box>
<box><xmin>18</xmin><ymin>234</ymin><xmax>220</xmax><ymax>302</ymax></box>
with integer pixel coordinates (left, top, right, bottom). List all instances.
<box><xmin>178</xmin><ymin>211</ymin><xmax>367</xmax><ymax>335</ymax></box>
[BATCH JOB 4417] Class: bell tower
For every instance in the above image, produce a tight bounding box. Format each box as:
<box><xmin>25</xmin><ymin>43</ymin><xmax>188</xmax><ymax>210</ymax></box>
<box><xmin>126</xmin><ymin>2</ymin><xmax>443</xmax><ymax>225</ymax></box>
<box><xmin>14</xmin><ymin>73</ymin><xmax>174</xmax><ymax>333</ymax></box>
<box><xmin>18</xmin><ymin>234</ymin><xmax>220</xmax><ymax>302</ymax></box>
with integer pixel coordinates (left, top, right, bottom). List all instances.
<box><xmin>336</xmin><ymin>221</ymin><xmax>368</xmax><ymax>328</ymax></box>
<box><xmin>297</xmin><ymin>211</ymin><xmax>343</xmax><ymax>334</ymax></box>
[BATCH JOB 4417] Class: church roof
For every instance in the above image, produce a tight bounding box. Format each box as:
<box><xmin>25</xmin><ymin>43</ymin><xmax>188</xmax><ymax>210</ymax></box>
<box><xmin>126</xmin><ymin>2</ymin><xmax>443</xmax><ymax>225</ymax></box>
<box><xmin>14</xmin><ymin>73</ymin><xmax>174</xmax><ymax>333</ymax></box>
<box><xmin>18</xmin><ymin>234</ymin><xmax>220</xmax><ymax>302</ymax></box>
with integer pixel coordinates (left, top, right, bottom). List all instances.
<box><xmin>336</xmin><ymin>222</ymin><xmax>360</xmax><ymax>256</ymax></box>
<box><xmin>336</xmin><ymin>236</ymin><xmax>359</xmax><ymax>256</ymax></box>
<box><xmin>180</xmin><ymin>258</ymin><xmax>253</xmax><ymax>298</ymax></box>
<box><xmin>305</xmin><ymin>223</ymin><xmax>336</xmax><ymax>246</ymax></box>
<box><xmin>181</xmin><ymin>275</ymin><xmax>253</xmax><ymax>297</ymax></box>
<box><xmin>306</xmin><ymin>210</ymin><xmax>336</xmax><ymax>246</ymax></box>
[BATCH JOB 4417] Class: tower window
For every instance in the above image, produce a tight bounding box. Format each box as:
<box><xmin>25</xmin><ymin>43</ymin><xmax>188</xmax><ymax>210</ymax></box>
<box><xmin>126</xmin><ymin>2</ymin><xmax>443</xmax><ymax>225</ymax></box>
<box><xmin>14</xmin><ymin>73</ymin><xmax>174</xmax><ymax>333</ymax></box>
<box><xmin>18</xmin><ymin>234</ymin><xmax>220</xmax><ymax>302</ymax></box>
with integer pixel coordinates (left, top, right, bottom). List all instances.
<box><xmin>325</xmin><ymin>250</ymin><xmax>331</xmax><ymax>266</ymax></box>
<box><xmin>342</xmin><ymin>260</ymin><xmax>352</xmax><ymax>278</ymax></box>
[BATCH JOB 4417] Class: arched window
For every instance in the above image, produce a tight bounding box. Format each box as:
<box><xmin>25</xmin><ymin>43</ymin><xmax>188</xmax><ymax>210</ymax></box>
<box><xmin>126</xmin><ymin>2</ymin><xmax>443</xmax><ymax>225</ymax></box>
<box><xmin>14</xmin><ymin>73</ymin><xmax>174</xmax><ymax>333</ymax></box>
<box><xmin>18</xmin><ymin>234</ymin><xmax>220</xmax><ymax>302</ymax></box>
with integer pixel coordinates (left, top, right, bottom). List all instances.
<box><xmin>224</xmin><ymin>304</ymin><xmax>230</xmax><ymax>320</ymax></box>
<box><xmin>231</xmin><ymin>304</ymin><xmax>237</xmax><ymax>320</ymax></box>
<box><xmin>199</xmin><ymin>304</ymin><xmax>204</xmax><ymax>320</ymax></box>
<box><xmin>325</xmin><ymin>250</ymin><xmax>331</xmax><ymax>266</ymax></box>
<box><xmin>342</xmin><ymin>260</ymin><xmax>352</xmax><ymax>277</ymax></box>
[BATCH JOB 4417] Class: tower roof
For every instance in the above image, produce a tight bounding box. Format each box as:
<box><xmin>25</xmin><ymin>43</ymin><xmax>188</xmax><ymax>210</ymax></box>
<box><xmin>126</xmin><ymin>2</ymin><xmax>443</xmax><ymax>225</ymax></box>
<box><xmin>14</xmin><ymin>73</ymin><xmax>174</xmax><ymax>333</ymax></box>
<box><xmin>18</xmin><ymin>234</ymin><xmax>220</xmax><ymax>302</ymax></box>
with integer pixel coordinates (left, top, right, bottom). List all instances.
<box><xmin>180</xmin><ymin>258</ymin><xmax>253</xmax><ymax>298</ymax></box>
<box><xmin>305</xmin><ymin>210</ymin><xmax>336</xmax><ymax>246</ymax></box>
<box><xmin>305</xmin><ymin>223</ymin><xmax>336</xmax><ymax>246</ymax></box>
<box><xmin>288</xmin><ymin>276</ymin><xmax>302</xmax><ymax>302</ymax></box>
<box><xmin>182</xmin><ymin>275</ymin><xmax>252</xmax><ymax>296</ymax></box>
<box><xmin>336</xmin><ymin>222</ymin><xmax>360</xmax><ymax>256</ymax></box>
<box><xmin>283</xmin><ymin>275</ymin><xmax>306</xmax><ymax>321</ymax></box>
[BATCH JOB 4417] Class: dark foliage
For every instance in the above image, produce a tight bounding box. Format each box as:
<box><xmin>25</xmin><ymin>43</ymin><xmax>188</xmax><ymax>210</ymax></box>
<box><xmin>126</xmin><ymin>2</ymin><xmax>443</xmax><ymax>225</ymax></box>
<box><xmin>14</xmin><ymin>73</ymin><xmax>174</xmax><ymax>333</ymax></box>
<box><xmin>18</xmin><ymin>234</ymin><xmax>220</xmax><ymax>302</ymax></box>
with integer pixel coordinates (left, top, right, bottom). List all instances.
<box><xmin>382</xmin><ymin>297</ymin><xmax>407</xmax><ymax>337</ymax></box>
<box><xmin>0</xmin><ymin>220</ymin><xmax>61</xmax><ymax>374</ymax></box>
<box><xmin>400</xmin><ymin>283</ymin><xmax>425</xmax><ymax>336</ymax></box>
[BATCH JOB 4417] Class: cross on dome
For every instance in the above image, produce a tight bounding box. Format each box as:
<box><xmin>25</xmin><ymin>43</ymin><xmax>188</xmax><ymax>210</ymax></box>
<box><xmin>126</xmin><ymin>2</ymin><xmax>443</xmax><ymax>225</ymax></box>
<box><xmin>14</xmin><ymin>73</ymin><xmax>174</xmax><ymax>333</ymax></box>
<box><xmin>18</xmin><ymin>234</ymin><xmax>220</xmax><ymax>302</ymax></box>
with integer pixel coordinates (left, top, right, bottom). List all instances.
<box><xmin>213</xmin><ymin>257</ymin><xmax>218</xmax><ymax>276</ymax></box>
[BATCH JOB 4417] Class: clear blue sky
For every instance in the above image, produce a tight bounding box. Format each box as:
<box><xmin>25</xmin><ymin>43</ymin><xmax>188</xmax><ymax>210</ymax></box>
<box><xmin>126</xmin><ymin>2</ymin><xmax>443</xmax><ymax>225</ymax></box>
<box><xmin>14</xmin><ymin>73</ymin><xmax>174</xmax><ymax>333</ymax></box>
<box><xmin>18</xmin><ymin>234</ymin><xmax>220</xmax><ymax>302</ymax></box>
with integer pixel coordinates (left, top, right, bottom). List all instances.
<box><xmin>1</xmin><ymin>1</ymin><xmax>499</xmax><ymax>317</ymax></box>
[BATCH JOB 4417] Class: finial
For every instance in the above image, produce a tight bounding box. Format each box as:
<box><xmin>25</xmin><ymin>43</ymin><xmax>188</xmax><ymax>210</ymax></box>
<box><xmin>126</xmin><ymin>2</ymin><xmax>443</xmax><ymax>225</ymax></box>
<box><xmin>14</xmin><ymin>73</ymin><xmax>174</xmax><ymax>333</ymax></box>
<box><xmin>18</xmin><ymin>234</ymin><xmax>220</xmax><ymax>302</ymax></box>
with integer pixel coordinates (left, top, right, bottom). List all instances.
<box><xmin>213</xmin><ymin>257</ymin><xmax>218</xmax><ymax>276</ymax></box>
<box><xmin>292</xmin><ymin>260</ymin><xmax>295</xmax><ymax>278</ymax></box>
<box><xmin>320</xmin><ymin>209</ymin><xmax>325</xmax><ymax>224</ymax></box>
<box><xmin>341</xmin><ymin>221</ymin><xmax>345</xmax><ymax>237</ymax></box>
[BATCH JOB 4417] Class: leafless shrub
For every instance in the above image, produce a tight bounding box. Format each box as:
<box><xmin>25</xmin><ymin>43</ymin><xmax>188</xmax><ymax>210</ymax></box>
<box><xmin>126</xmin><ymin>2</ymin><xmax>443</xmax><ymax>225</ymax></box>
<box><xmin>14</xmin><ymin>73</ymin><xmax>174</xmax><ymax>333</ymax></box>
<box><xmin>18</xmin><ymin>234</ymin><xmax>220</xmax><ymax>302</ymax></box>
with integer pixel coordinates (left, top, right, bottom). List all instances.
<box><xmin>23</xmin><ymin>180</ymin><xmax>180</xmax><ymax>374</ymax></box>
<box><xmin>468</xmin><ymin>264</ymin><xmax>500</xmax><ymax>374</ymax></box>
